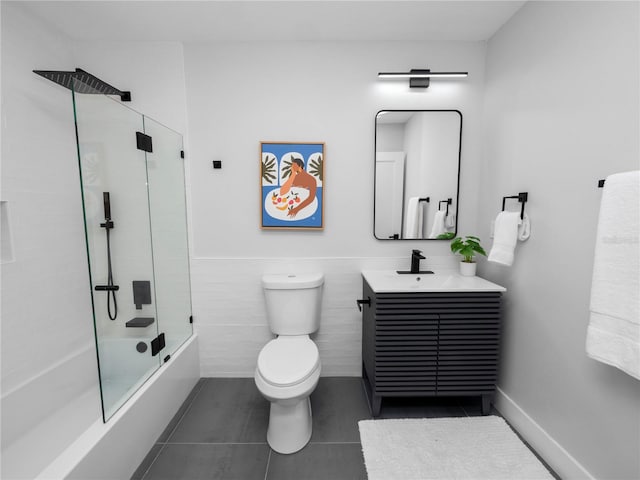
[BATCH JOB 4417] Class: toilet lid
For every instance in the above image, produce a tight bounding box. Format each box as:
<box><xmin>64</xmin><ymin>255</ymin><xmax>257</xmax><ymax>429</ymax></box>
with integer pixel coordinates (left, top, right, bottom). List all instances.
<box><xmin>257</xmin><ymin>337</ymin><xmax>320</xmax><ymax>387</ymax></box>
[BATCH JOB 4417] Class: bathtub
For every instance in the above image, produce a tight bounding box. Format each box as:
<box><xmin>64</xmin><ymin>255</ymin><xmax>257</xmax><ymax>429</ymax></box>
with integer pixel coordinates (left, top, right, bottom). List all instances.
<box><xmin>97</xmin><ymin>337</ymin><xmax>164</xmax><ymax>420</ymax></box>
<box><xmin>36</xmin><ymin>334</ymin><xmax>199</xmax><ymax>480</ymax></box>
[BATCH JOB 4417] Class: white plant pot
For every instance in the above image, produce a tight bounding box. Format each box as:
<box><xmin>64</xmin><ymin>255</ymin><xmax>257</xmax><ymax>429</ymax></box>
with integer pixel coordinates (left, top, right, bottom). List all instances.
<box><xmin>459</xmin><ymin>261</ymin><xmax>477</xmax><ymax>277</ymax></box>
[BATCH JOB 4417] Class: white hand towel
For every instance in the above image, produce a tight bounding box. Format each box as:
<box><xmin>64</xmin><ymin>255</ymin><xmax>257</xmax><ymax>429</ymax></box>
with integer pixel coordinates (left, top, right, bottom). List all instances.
<box><xmin>586</xmin><ymin>170</ymin><xmax>640</xmax><ymax>380</ymax></box>
<box><xmin>445</xmin><ymin>212</ymin><xmax>456</xmax><ymax>229</ymax></box>
<box><xmin>428</xmin><ymin>210</ymin><xmax>446</xmax><ymax>239</ymax></box>
<box><xmin>488</xmin><ymin>211</ymin><xmax>521</xmax><ymax>266</ymax></box>
<box><xmin>404</xmin><ymin>197</ymin><xmax>421</xmax><ymax>239</ymax></box>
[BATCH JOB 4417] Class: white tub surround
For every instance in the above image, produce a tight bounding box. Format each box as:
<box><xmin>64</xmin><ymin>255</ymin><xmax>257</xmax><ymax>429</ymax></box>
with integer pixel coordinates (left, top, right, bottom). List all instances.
<box><xmin>36</xmin><ymin>335</ymin><xmax>199</xmax><ymax>480</ymax></box>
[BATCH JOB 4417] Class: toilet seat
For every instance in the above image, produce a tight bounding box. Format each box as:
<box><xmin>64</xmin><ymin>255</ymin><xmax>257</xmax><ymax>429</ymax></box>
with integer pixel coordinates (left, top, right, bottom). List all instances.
<box><xmin>257</xmin><ymin>336</ymin><xmax>320</xmax><ymax>387</ymax></box>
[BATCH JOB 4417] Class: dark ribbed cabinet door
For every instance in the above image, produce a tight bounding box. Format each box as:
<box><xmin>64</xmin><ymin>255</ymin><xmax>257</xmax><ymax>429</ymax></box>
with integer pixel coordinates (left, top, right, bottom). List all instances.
<box><xmin>361</xmin><ymin>280</ymin><xmax>502</xmax><ymax>417</ymax></box>
<box><xmin>373</xmin><ymin>292</ymin><xmax>439</xmax><ymax>395</ymax></box>
<box><xmin>436</xmin><ymin>293</ymin><xmax>501</xmax><ymax>400</ymax></box>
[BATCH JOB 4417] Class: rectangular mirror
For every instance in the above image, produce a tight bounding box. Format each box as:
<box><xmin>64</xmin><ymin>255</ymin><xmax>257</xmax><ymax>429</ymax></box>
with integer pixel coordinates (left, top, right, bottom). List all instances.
<box><xmin>374</xmin><ymin>110</ymin><xmax>461</xmax><ymax>240</ymax></box>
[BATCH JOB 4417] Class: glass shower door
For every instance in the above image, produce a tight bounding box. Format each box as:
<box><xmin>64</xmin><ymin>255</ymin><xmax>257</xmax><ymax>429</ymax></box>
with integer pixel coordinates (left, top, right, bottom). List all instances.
<box><xmin>74</xmin><ymin>92</ymin><xmax>161</xmax><ymax>420</ymax></box>
<box><xmin>144</xmin><ymin>117</ymin><xmax>193</xmax><ymax>357</ymax></box>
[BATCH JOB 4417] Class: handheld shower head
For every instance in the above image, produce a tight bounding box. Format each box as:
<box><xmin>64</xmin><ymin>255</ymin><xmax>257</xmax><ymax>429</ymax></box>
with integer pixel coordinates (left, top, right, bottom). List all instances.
<box><xmin>103</xmin><ymin>192</ymin><xmax>111</xmax><ymax>220</ymax></box>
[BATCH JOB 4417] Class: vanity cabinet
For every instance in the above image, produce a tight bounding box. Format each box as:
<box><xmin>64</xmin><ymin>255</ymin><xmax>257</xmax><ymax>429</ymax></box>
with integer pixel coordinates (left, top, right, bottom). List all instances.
<box><xmin>361</xmin><ymin>279</ymin><xmax>502</xmax><ymax>416</ymax></box>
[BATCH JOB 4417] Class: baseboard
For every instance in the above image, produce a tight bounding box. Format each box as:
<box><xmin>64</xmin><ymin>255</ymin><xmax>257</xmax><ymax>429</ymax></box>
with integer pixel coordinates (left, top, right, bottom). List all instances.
<box><xmin>494</xmin><ymin>387</ymin><xmax>595</xmax><ymax>480</ymax></box>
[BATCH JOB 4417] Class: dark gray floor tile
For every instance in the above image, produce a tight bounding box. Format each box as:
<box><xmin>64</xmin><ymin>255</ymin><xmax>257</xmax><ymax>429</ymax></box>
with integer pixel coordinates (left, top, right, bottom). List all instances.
<box><xmin>310</xmin><ymin>377</ymin><xmax>371</xmax><ymax>442</ymax></box>
<box><xmin>168</xmin><ymin>378</ymin><xmax>269</xmax><ymax>443</ymax></box>
<box><xmin>157</xmin><ymin>379</ymin><xmax>206</xmax><ymax>442</ymax></box>
<box><xmin>266</xmin><ymin>443</ymin><xmax>367</xmax><ymax>480</ymax></box>
<box><xmin>131</xmin><ymin>444</ymin><xmax>163</xmax><ymax>480</ymax></box>
<box><xmin>377</xmin><ymin>395</ymin><xmax>466</xmax><ymax>419</ymax></box>
<box><xmin>143</xmin><ymin>444</ymin><xmax>270</xmax><ymax>480</ymax></box>
<box><xmin>457</xmin><ymin>395</ymin><xmax>499</xmax><ymax>417</ymax></box>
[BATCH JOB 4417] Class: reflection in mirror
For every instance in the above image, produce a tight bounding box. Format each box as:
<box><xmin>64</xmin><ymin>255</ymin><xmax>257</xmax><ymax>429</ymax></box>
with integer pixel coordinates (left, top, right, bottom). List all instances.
<box><xmin>374</xmin><ymin>110</ymin><xmax>461</xmax><ymax>240</ymax></box>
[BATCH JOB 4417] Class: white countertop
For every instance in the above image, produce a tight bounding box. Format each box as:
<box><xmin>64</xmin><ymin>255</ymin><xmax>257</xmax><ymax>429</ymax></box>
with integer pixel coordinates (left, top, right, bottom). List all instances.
<box><xmin>361</xmin><ymin>270</ymin><xmax>506</xmax><ymax>293</ymax></box>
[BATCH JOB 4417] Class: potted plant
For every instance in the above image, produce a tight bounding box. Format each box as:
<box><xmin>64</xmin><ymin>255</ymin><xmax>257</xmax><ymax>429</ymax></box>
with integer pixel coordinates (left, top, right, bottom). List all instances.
<box><xmin>450</xmin><ymin>235</ymin><xmax>487</xmax><ymax>276</ymax></box>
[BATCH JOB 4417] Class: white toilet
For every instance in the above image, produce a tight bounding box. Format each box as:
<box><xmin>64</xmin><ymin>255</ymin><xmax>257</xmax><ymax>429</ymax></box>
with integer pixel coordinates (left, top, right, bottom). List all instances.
<box><xmin>254</xmin><ymin>273</ymin><xmax>324</xmax><ymax>454</ymax></box>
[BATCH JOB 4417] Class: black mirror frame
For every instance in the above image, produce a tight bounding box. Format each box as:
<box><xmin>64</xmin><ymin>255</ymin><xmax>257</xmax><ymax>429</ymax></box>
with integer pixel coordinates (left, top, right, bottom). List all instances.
<box><xmin>373</xmin><ymin>109</ymin><xmax>462</xmax><ymax>241</ymax></box>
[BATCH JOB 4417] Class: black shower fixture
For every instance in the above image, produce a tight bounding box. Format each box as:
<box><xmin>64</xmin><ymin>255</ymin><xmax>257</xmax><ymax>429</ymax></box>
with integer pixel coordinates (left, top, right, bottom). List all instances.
<box><xmin>94</xmin><ymin>192</ymin><xmax>119</xmax><ymax>320</ymax></box>
<box><xmin>33</xmin><ymin>68</ymin><xmax>131</xmax><ymax>101</ymax></box>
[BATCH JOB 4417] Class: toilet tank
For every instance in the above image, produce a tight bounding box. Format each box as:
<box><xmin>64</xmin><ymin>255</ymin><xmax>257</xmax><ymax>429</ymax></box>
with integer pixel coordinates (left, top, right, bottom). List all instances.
<box><xmin>262</xmin><ymin>273</ymin><xmax>324</xmax><ymax>335</ymax></box>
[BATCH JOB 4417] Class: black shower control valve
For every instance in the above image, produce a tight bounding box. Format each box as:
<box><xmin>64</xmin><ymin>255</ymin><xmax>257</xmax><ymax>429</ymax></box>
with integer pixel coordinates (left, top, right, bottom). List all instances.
<box><xmin>95</xmin><ymin>285</ymin><xmax>120</xmax><ymax>291</ymax></box>
<box><xmin>100</xmin><ymin>220</ymin><xmax>114</xmax><ymax>229</ymax></box>
<box><xmin>133</xmin><ymin>280</ymin><xmax>152</xmax><ymax>310</ymax></box>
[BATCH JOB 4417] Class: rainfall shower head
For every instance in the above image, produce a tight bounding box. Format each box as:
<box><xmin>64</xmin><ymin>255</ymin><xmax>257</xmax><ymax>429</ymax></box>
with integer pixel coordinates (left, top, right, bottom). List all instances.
<box><xmin>33</xmin><ymin>68</ymin><xmax>131</xmax><ymax>101</ymax></box>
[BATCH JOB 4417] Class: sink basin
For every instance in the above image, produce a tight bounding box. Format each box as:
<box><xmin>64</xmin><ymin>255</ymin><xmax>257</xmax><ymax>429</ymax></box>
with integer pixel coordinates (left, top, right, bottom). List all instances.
<box><xmin>361</xmin><ymin>270</ymin><xmax>506</xmax><ymax>293</ymax></box>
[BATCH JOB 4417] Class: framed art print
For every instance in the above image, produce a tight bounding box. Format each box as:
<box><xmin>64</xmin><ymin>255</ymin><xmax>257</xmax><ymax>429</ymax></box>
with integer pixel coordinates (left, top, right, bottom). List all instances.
<box><xmin>260</xmin><ymin>142</ymin><xmax>324</xmax><ymax>230</ymax></box>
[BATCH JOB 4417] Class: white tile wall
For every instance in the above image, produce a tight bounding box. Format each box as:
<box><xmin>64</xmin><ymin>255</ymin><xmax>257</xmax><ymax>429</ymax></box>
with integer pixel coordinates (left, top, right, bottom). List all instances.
<box><xmin>192</xmin><ymin>255</ymin><xmax>458</xmax><ymax>377</ymax></box>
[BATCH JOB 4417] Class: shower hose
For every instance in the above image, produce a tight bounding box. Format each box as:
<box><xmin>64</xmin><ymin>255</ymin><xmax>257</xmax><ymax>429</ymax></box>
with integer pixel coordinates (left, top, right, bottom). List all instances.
<box><xmin>105</xmin><ymin>226</ymin><xmax>118</xmax><ymax>321</ymax></box>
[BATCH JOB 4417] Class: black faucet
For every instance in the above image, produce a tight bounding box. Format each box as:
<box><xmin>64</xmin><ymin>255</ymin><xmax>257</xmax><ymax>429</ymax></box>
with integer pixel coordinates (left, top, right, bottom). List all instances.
<box><xmin>396</xmin><ymin>250</ymin><xmax>434</xmax><ymax>274</ymax></box>
<box><xmin>410</xmin><ymin>249</ymin><xmax>426</xmax><ymax>274</ymax></box>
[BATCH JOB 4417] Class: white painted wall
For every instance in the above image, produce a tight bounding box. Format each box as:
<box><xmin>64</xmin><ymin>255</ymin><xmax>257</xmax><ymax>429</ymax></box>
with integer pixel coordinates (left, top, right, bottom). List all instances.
<box><xmin>183</xmin><ymin>40</ymin><xmax>486</xmax><ymax>376</ymax></box>
<box><xmin>0</xmin><ymin>4</ymin><xmax>101</xmax><ymax>478</ymax></box>
<box><xmin>1</xmin><ymin>4</ymin><xmax>194</xmax><ymax>478</ymax></box>
<box><xmin>480</xmin><ymin>2</ymin><xmax>640</xmax><ymax>479</ymax></box>
<box><xmin>376</xmin><ymin>122</ymin><xmax>404</xmax><ymax>151</ymax></box>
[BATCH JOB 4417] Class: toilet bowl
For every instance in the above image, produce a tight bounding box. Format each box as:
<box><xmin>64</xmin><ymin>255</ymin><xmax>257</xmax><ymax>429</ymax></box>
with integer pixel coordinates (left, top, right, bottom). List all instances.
<box><xmin>254</xmin><ymin>273</ymin><xmax>324</xmax><ymax>454</ymax></box>
<box><xmin>255</xmin><ymin>336</ymin><xmax>321</xmax><ymax>453</ymax></box>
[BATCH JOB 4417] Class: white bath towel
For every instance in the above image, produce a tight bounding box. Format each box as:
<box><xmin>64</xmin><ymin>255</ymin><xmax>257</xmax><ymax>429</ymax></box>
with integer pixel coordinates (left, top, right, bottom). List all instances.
<box><xmin>488</xmin><ymin>211</ymin><xmax>521</xmax><ymax>266</ymax></box>
<box><xmin>490</xmin><ymin>213</ymin><xmax>530</xmax><ymax>240</ymax></box>
<box><xmin>404</xmin><ymin>197</ymin><xmax>423</xmax><ymax>239</ymax></box>
<box><xmin>586</xmin><ymin>170</ymin><xmax>640</xmax><ymax>380</ymax></box>
<box><xmin>428</xmin><ymin>210</ymin><xmax>446</xmax><ymax>239</ymax></box>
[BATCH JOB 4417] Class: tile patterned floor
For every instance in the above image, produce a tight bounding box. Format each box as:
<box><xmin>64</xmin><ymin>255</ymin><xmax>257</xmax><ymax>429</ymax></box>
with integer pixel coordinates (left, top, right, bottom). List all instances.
<box><xmin>132</xmin><ymin>377</ymin><xmax>557</xmax><ymax>480</ymax></box>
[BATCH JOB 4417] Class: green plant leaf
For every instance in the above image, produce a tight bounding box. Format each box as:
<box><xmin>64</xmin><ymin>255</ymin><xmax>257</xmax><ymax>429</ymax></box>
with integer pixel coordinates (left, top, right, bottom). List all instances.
<box><xmin>309</xmin><ymin>156</ymin><xmax>323</xmax><ymax>181</ymax></box>
<box><xmin>449</xmin><ymin>235</ymin><xmax>487</xmax><ymax>261</ymax></box>
<box><xmin>436</xmin><ymin>232</ymin><xmax>455</xmax><ymax>240</ymax></box>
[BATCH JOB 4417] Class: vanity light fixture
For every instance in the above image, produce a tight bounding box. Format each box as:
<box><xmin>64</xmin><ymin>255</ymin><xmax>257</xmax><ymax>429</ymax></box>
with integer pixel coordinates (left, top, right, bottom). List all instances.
<box><xmin>378</xmin><ymin>69</ymin><xmax>468</xmax><ymax>88</ymax></box>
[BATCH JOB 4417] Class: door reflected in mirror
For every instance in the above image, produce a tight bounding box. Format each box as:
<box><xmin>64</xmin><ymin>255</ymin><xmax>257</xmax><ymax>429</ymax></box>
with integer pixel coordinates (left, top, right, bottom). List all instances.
<box><xmin>374</xmin><ymin>110</ymin><xmax>461</xmax><ymax>240</ymax></box>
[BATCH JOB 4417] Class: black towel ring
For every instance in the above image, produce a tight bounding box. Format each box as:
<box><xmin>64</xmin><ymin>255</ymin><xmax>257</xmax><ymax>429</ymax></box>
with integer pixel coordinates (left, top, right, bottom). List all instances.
<box><xmin>438</xmin><ymin>198</ymin><xmax>452</xmax><ymax>216</ymax></box>
<box><xmin>501</xmin><ymin>192</ymin><xmax>528</xmax><ymax>220</ymax></box>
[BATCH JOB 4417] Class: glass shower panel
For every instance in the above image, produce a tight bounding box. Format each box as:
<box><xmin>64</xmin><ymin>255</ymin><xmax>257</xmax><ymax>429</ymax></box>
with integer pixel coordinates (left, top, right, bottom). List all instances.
<box><xmin>73</xmin><ymin>92</ymin><xmax>161</xmax><ymax>421</ymax></box>
<box><xmin>143</xmin><ymin>117</ymin><xmax>193</xmax><ymax>355</ymax></box>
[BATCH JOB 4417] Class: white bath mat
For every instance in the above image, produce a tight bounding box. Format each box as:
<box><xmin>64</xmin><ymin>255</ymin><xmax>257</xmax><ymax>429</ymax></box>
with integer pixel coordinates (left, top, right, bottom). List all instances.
<box><xmin>358</xmin><ymin>416</ymin><xmax>554</xmax><ymax>480</ymax></box>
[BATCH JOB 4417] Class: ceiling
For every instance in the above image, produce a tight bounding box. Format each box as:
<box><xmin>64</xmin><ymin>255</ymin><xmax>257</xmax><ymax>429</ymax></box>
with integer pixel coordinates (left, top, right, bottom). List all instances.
<box><xmin>21</xmin><ymin>1</ymin><xmax>526</xmax><ymax>43</ymax></box>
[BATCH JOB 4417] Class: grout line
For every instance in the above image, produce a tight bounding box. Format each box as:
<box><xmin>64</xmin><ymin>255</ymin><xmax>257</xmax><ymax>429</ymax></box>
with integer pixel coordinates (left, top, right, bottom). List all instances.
<box><xmin>139</xmin><ymin>443</ymin><xmax>168</xmax><ymax>480</ymax></box>
<box><xmin>263</xmin><ymin>449</ymin><xmax>272</xmax><ymax>480</ymax></box>
<box><xmin>159</xmin><ymin>441</ymin><xmax>269</xmax><ymax>445</ymax></box>
<box><xmin>308</xmin><ymin>441</ymin><xmax>362</xmax><ymax>445</ymax></box>
<box><xmin>156</xmin><ymin>440</ymin><xmax>361</xmax><ymax>446</ymax></box>
<box><xmin>163</xmin><ymin>379</ymin><xmax>207</xmax><ymax>442</ymax></box>
<box><xmin>140</xmin><ymin>380</ymin><xmax>208</xmax><ymax>479</ymax></box>
<box><xmin>142</xmin><ymin>381</ymin><xmax>204</xmax><ymax>480</ymax></box>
